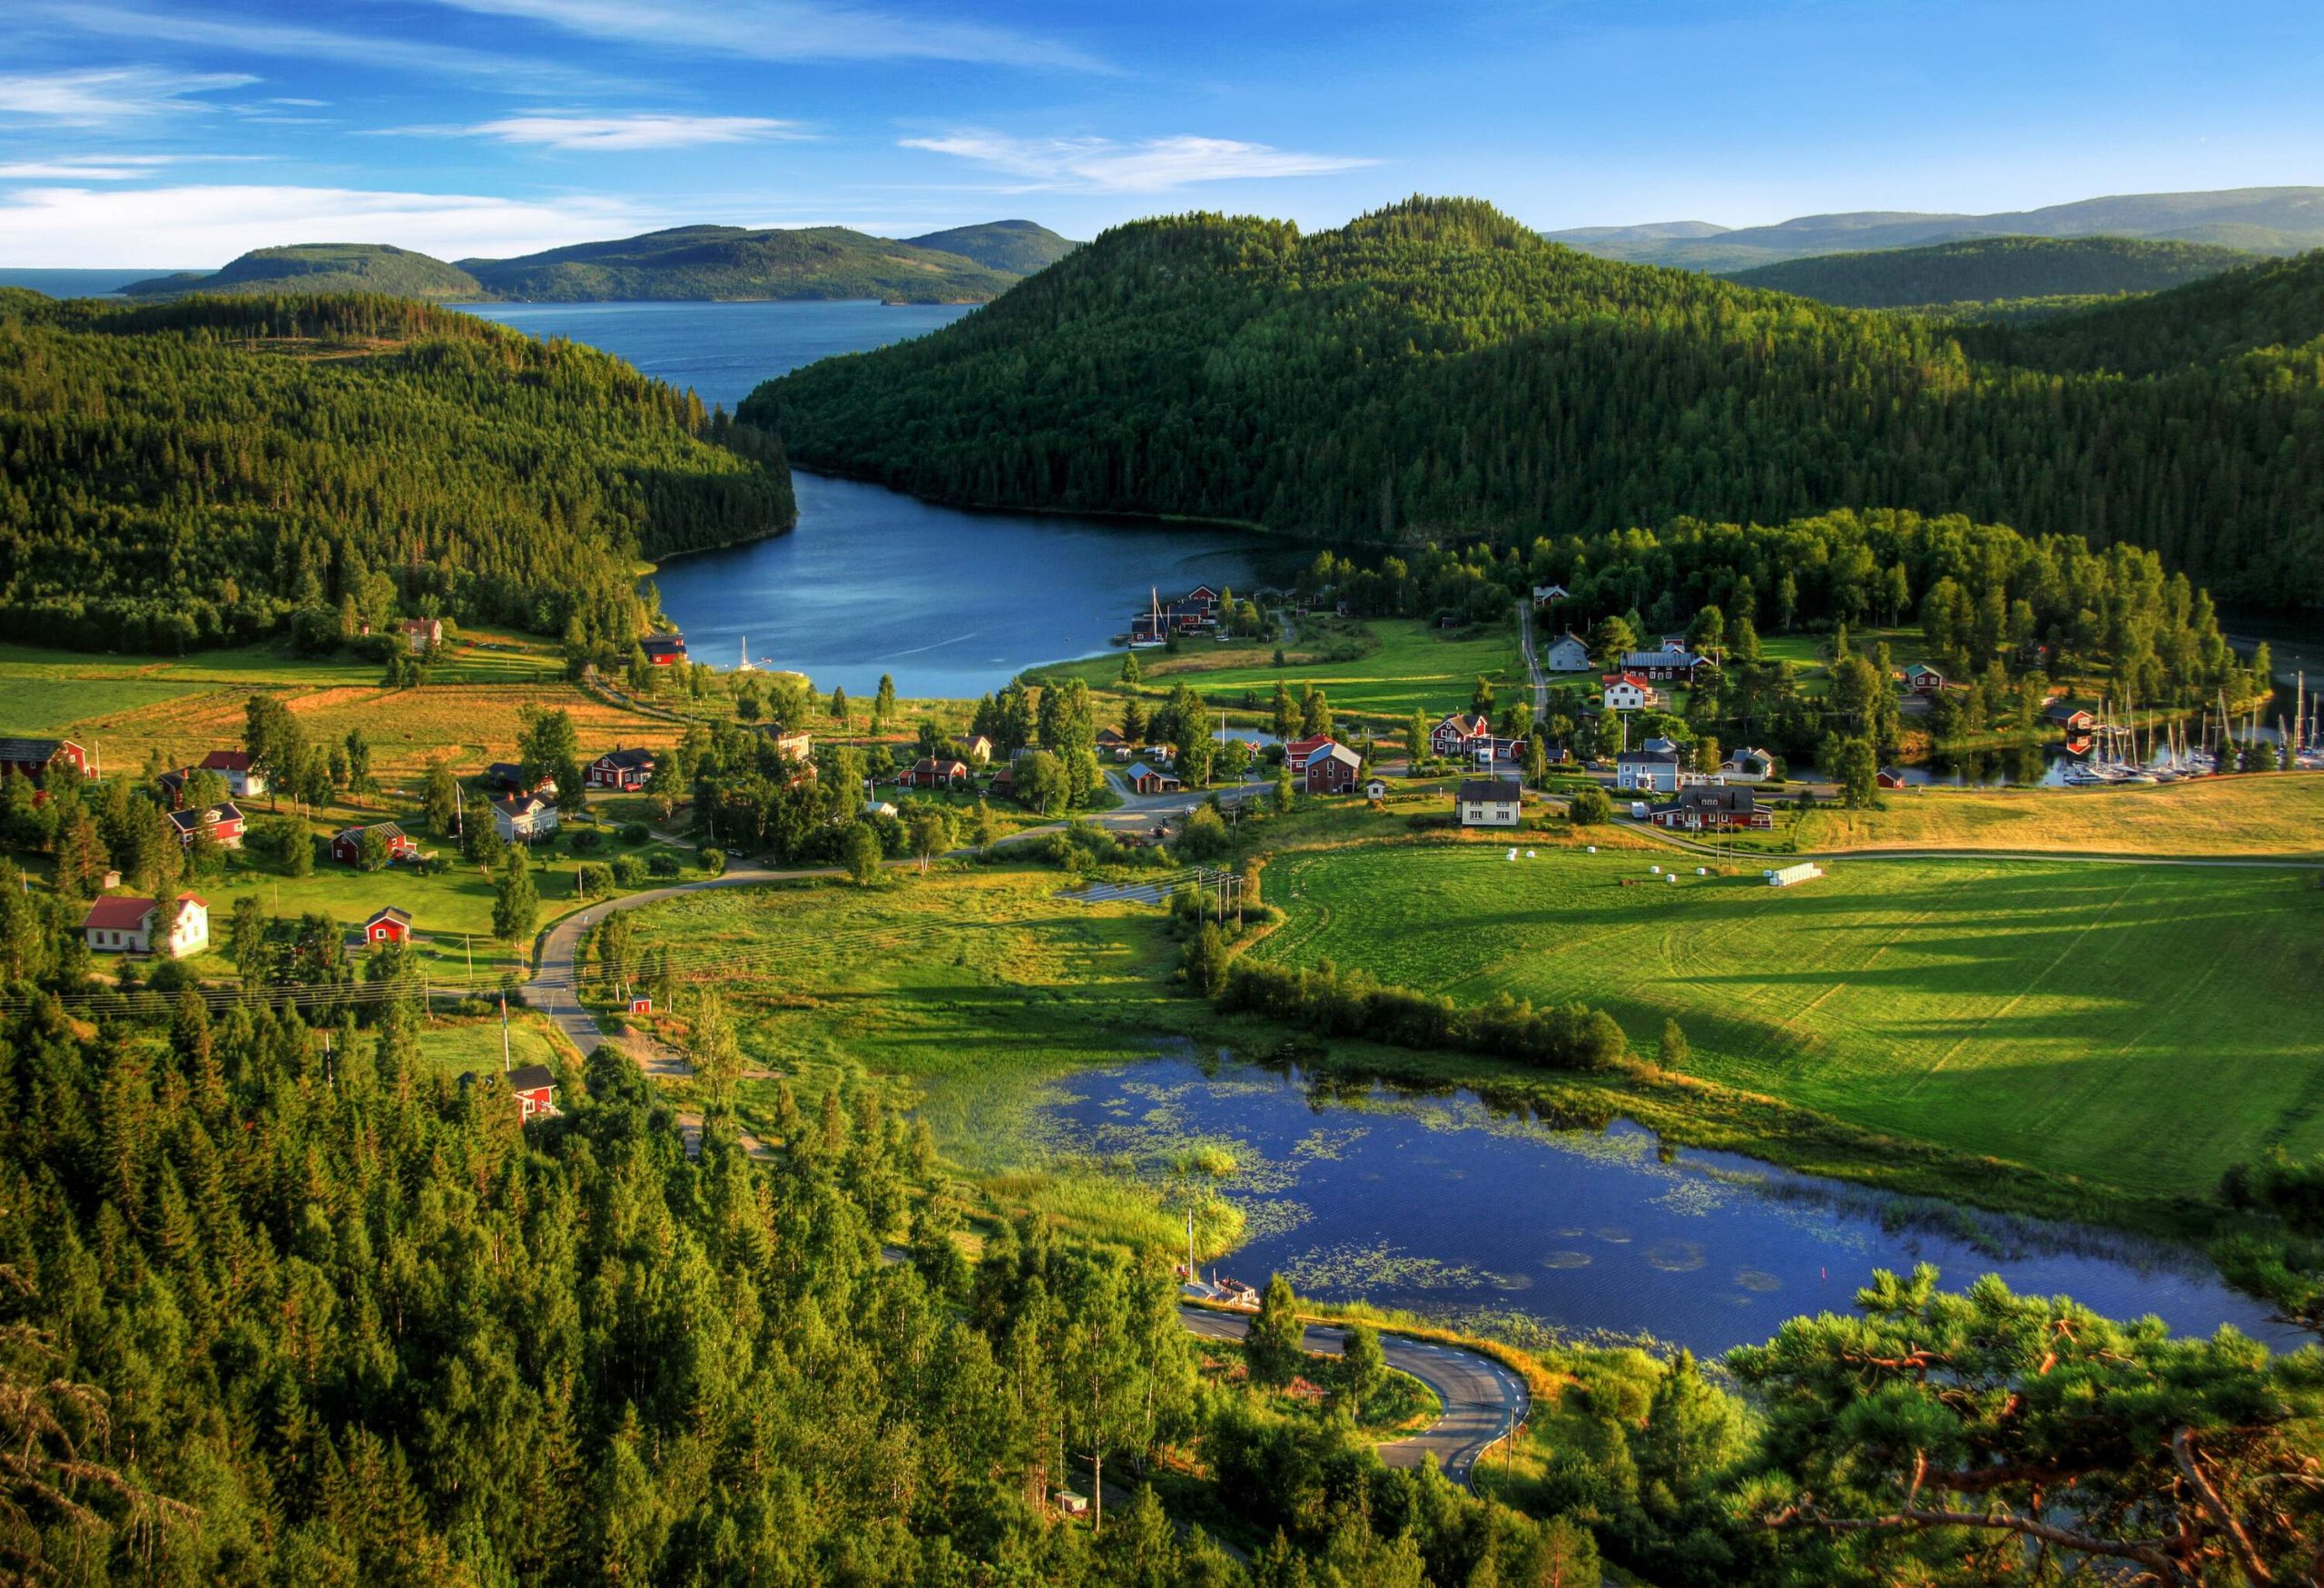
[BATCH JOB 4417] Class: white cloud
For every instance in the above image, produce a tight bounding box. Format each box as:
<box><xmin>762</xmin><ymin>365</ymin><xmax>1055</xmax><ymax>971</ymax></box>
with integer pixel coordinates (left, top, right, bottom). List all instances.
<box><xmin>420</xmin><ymin>0</ymin><xmax>1104</xmax><ymax>71</ymax></box>
<box><xmin>0</xmin><ymin>67</ymin><xmax>255</xmax><ymax>123</ymax></box>
<box><xmin>901</xmin><ymin>132</ymin><xmax>1375</xmax><ymax>193</ymax></box>
<box><xmin>0</xmin><ymin>154</ymin><xmax>182</xmax><ymax>180</ymax></box>
<box><xmin>0</xmin><ymin>183</ymin><xmax>654</xmax><ymax>267</ymax></box>
<box><xmin>460</xmin><ymin>113</ymin><xmax>809</xmax><ymax>151</ymax></box>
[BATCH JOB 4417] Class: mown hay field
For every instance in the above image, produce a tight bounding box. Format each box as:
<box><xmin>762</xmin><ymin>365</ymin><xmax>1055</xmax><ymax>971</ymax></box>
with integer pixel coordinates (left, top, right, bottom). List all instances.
<box><xmin>1248</xmin><ymin>842</ymin><xmax>2324</xmax><ymax>1198</ymax></box>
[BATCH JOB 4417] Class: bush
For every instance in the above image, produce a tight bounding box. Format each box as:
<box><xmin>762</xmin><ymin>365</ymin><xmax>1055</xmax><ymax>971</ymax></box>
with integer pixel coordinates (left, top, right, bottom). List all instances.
<box><xmin>611</xmin><ymin>854</ymin><xmax>647</xmax><ymax>887</ymax></box>
<box><xmin>699</xmin><ymin>846</ymin><xmax>725</xmax><ymax>876</ymax></box>
<box><xmin>576</xmin><ymin>861</ymin><xmax>612</xmax><ymax>900</ymax></box>
<box><xmin>621</xmin><ymin>823</ymin><xmax>650</xmax><ymax>845</ymax></box>
<box><xmin>646</xmin><ymin>851</ymin><xmax>682</xmax><ymax>879</ymax></box>
<box><xmin>570</xmin><ymin>827</ymin><xmax>604</xmax><ymax>853</ymax></box>
<box><xmin>1218</xmin><ymin>959</ymin><xmax>1630</xmax><ymax>1072</ymax></box>
<box><xmin>1568</xmin><ymin>785</ymin><xmax>1613</xmax><ymax>825</ymax></box>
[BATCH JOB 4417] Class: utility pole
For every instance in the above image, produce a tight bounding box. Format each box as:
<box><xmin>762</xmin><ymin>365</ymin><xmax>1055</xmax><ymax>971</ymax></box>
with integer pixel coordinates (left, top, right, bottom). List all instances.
<box><xmin>500</xmin><ymin>991</ymin><xmax>511</xmax><ymax>1073</ymax></box>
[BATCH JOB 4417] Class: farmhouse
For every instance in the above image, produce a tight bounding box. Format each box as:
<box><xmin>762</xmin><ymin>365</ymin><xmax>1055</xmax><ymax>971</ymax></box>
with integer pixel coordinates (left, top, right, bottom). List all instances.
<box><xmin>1303</xmin><ymin>741</ymin><xmax>1363</xmax><ymax>795</ymax></box>
<box><xmin>1531</xmin><ymin>583</ymin><xmax>1570</xmax><ymax>606</ymax></box>
<box><xmin>1601</xmin><ymin>675</ymin><xmax>1663</xmax><ymax>713</ymax></box>
<box><xmin>1285</xmin><ymin>733</ymin><xmax>1334</xmax><ymax>765</ymax></box>
<box><xmin>189</xmin><ymin>748</ymin><xmax>268</xmax><ymax>798</ymax></box>
<box><xmin>364</xmin><ymin>906</ymin><xmax>414</xmax><ymax>945</ymax></box>
<box><xmin>165</xmin><ymin>800</ymin><xmax>245</xmax><ymax>850</ymax></box>
<box><xmin>2045</xmin><ymin>703</ymin><xmax>2098</xmax><ymax>734</ymax></box>
<box><xmin>1454</xmin><ymin>777</ymin><xmax>1522</xmax><ymax>827</ymax></box>
<box><xmin>1429</xmin><ymin>714</ymin><xmax>1492</xmax><ymax>760</ymax></box>
<box><xmin>1648</xmin><ymin>786</ymin><xmax>1773</xmax><ymax>832</ymax></box>
<box><xmin>902</xmin><ymin>757</ymin><xmax>970</xmax><ymax>790</ymax></box>
<box><xmin>1904</xmin><ymin>663</ymin><xmax>1946</xmax><ymax>695</ymax></box>
<box><xmin>1614</xmin><ymin>749</ymin><xmax>1683</xmax><ymax>793</ymax></box>
<box><xmin>81</xmin><ymin>892</ymin><xmax>207</xmax><ymax>957</ymax></box>
<box><xmin>330</xmin><ymin>822</ymin><xmax>416</xmax><ymax>867</ymax></box>
<box><xmin>1541</xmin><ymin>632</ymin><xmax>1592</xmax><ymax>673</ymax></box>
<box><xmin>492</xmin><ymin>794</ymin><xmax>559</xmax><ymax>843</ymax></box>
<box><xmin>641</xmin><ymin>634</ymin><xmax>687</xmax><ymax>666</ymax></box>
<box><xmin>586</xmin><ymin>746</ymin><xmax>658</xmax><ymax>791</ymax></box>
<box><xmin>757</xmin><ymin>725</ymin><xmax>813</xmax><ymax>763</ymax></box>
<box><xmin>401</xmin><ymin>616</ymin><xmax>443</xmax><ymax>653</ymax></box>
<box><xmin>505</xmin><ymin>1064</ymin><xmax>560</xmax><ymax>1120</ymax></box>
<box><xmin>1128</xmin><ymin>764</ymin><xmax>1182</xmax><ymax>794</ymax></box>
<box><xmin>484</xmin><ymin>762</ymin><xmax>557</xmax><ymax>795</ymax></box>
<box><xmin>961</xmin><ymin>734</ymin><xmax>995</xmax><ymax>764</ymax></box>
<box><xmin>1618</xmin><ymin>647</ymin><xmax>1710</xmax><ymax>684</ymax></box>
<box><xmin>0</xmin><ymin>736</ymin><xmax>87</xmax><ymax>784</ymax></box>
<box><xmin>1721</xmin><ymin>746</ymin><xmax>1777</xmax><ymax>783</ymax></box>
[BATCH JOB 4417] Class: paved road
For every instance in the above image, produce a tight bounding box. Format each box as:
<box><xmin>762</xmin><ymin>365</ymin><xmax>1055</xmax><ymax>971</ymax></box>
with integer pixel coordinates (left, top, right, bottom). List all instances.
<box><xmin>1177</xmin><ymin>1307</ymin><xmax>1528</xmax><ymax>1486</ymax></box>
<box><xmin>1517</xmin><ymin>600</ymin><xmax>1549</xmax><ymax>720</ymax></box>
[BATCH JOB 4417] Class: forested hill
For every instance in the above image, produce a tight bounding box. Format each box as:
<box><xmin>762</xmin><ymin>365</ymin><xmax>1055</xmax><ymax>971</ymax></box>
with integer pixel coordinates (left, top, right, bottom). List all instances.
<box><xmin>1964</xmin><ymin>247</ymin><xmax>2324</xmax><ymax>377</ymax></box>
<box><xmin>902</xmin><ymin>219</ymin><xmax>1079</xmax><ymax>274</ymax></box>
<box><xmin>462</xmin><ymin>224</ymin><xmax>1019</xmax><ymax>302</ymax></box>
<box><xmin>743</xmin><ymin>196</ymin><xmax>2324</xmax><ymax>610</ymax></box>
<box><xmin>1723</xmin><ymin>235</ymin><xmax>2256</xmax><ymax>310</ymax></box>
<box><xmin>120</xmin><ymin>242</ymin><xmax>487</xmax><ymax>301</ymax></box>
<box><xmin>0</xmin><ymin>291</ymin><xmax>794</xmax><ymax>653</ymax></box>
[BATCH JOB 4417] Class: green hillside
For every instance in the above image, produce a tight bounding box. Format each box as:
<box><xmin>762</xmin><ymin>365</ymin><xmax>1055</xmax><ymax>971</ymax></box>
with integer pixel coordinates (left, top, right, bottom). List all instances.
<box><xmin>0</xmin><ymin>290</ymin><xmax>793</xmax><ymax>654</ymax></box>
<box><xmin>901</xmin><ymin>219</ymin><xmax>1078</xmax><ymax>274</ymax></box>
<box><xmin>462</xmin><ymin>223</ymin><xmax>1017</xmax><ymax>302</ymax></box>
<box><xmin>121</xmin><ymin>242</ymin><xmax>487</xmax><ymax>301</ymax></box>
<box><xmin>1965</xmin><ymin>247</ymin><xmax>2324</xmax><ymax>376</ymax></box>
<box><xmin>743</xmin><ymin>196</ymin><xmax>2324</xmax><ymax>609</ymax></box>
<box><xmin>1724</xmin><ymin>235</ymin><xmax>2256</xmax><ymax>309</ymax></box>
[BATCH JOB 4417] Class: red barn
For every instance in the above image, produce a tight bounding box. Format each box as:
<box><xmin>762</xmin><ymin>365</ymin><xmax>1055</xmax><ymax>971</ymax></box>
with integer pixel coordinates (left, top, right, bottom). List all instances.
<box><xmin>330</xmin><ymin>822</ymin><xmax>416</xmax><ymax>866</ymax></box>
<box><xmin>364</xmin><ymin>906</ymin><xmax>414</xmax><ymax>944</ymax></box>
<box><xmin>1302</xmin><ymin>741</ymin><xmax>1362</xmax><ymax>794</ymax></box>
<box><xmin>0</xmin><ymin>736</ymin><xmax>87</xmax><ymax>784</ymax></box>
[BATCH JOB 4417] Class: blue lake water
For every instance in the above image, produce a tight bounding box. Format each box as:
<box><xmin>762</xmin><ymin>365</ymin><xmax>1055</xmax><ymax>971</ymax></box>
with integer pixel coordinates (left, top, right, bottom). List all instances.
<box><xmin>1048</xmin><ymin>1052</ymin><xmax>2305</xmax><ymax>1358</ymax></box>
<box><xmin>461</xmin><ymin>298</ymin><xmax>1291</xmax><ymax>697</ymax></box>
<box><xmin>0</xmin><ymin>268</ymin><xmax>189</xmax><ymax>298</ymax></box>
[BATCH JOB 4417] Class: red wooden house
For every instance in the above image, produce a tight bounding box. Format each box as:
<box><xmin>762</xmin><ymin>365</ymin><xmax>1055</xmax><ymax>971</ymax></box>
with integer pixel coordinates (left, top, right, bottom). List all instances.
<box><xmin>641</xmin><ymin>635</ymin><xmax>687</xmax><ymax>666</ymax></box>
<box><xmin>330</xmin><ymin>822</ymin><xmax>416</xmax><ymax>866</ymax></box>
<box><xmin>902</xmin><ymin>757</ymin><xmax>970</xmax><ymax>789</ymax></box>
<box><xmin>364</xmin><ymin>906</ymin><xmax>414</xmax><ymax>944</ymax></box>
<box><xmin>1302</xmin><ymin>741</ymin><xmax>1362</xmax><ymax>794</ymax></box>
<box><xmin>506</xmin><ymin>1064</ymin><xmax>559</xmax><ymax>1119</ymax></box>
<box><xmin>586</xmin><ymin>747</ymin><xmax>657</xmax><ymax>790</ymax></box>
<box><xmin>0</xmin><ymin>736</ymin><xmax>87</xmax><ymax>784</ymax></box>
<box><xmin>1428</xmin><ymin>715</ymin><xmax>1492</xmax><ymax>760</ymax></box>
<box><xmin>166</xmin><ymin>801</ymin><xmax>246</xmax><ymax>849</ymax></box>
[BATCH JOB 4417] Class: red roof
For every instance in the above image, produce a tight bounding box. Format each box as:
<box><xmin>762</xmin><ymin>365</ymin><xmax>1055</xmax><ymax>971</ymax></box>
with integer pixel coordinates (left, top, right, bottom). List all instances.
<box><xmin>1285</xmin><ymin>734</ymin><xmax>1333</xmax><ymax>760</ymax></box>
<box><xmin>81</xmin><ymin>896</ymin><xmax>157</xmax><ymax>932</ymax></box>
<box><xmin>198</xmin><ymin>749</ymin><xmax>253</xmax><ymax>773</ymax></box>
<box><xmin>1606</xmin><ymin>673</ymin><xmax>1655</xmax><ymax>692</ymax></box>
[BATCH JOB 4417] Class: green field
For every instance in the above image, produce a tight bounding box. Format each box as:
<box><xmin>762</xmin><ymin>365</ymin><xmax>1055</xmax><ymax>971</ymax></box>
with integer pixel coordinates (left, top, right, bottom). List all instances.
<box><xmin>1031</xmin><ymin>616</ymin><xmax>1526</xmax><ymax>724</ymax></box>
<box><xmin>1248</xmin><ymin>843</ymin><xmax>2324</xmax><ymax>1199</ymax></box>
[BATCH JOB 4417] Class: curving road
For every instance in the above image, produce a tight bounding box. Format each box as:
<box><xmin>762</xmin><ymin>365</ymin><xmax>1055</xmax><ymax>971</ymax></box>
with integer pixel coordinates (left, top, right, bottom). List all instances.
<box><xmin>1177</xmin><ymin>1306</ymin><xmax>1528</xmax><ymax>1486</ymax></box>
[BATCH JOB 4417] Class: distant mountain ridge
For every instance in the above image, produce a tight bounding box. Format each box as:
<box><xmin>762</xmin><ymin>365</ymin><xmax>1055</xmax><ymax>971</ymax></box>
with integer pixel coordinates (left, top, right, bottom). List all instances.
<box><xmin>116</xmin><ymin>220</ymin><xmax>1078</xmax><ymax>305</ymax></box>
<box><xmin>1549</xmin><ymin>187</ymin><xmax>2324</xmax><ymax>271</ymax></box>
<box><xmin>1725</xmin><ymin>236</ymin><xmax>2261</xmax><ymax>311</ymax></box>
<box><xmin>121</xmin><ymin>242</ymin><xmax>485</xmax><ymax>301</ymax></box>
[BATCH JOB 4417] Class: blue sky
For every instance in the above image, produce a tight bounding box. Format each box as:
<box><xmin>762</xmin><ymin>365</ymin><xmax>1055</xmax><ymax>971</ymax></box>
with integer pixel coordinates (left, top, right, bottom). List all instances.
<box><xmin>1</xmin><ymin>0</ymin><xmax>2319</xmax><ymax>265</ymax></box>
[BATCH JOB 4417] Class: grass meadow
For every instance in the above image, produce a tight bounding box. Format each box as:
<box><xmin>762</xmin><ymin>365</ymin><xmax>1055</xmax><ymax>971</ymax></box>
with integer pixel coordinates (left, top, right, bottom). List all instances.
<box><xmin>1247</xmin><ymin>842</ymin><xmax>2324</xmax><ymax>1201</ymax></box>
<box><xmin>1031</xmin><ymin>616</ymin><xmax>1528</xmax><ymax>725</ymax></box>
<box><xmin>616</xmin><ymin>865</ymin><xmax>1230</xmax><ymax>1248</ymax></box>
<box><xmin>1793</xmin><ymin>775</ymin><xmax>2324</xmax><ymax>857</ymax></box>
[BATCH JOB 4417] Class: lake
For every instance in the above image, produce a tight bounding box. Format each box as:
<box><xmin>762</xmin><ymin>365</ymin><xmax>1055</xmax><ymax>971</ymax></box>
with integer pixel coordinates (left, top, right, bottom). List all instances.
<box><xmin>460</xmin><ymin>300</ymin><xmax>1295</xmax><ymax>697</ymax></box>
<box><xmin>1044</xmin><ymin>1050</ymin><xmax>2304</xmax><ymax>1358</ymax></box>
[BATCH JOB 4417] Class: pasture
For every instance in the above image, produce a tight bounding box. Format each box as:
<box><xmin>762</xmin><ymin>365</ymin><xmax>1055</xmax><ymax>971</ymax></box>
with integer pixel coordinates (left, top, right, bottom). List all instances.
<box><xmin>1248</xmin><ymin>842</ymin><xmax>2324</xmax><ymax>1199</ymax></box>
<box><xmin>1032</xmin><ymin>616</ymin><xmax>1527</xmax><ymax>724</ymax></box>
<box><xmin>1792</xmin><ymin>775</ymin><xmax>2324</xmax><ymax>858</ymax></box>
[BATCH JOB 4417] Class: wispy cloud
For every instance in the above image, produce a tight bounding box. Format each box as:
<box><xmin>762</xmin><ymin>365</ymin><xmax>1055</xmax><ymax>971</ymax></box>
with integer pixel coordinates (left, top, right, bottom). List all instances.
<box><xmin>420</xmin><ymin>0</ymin><xmax>1104</xmax><ymax>71</ymax></box>
<box><xmin>16</xmin><ymin>3</ymin><xmax>613</xmax><ymax>91</ymax></box>
<box><xmin>457</xmin><ymin>113</ymin><xmax>810</xmax><ymax>151</ymax></box>
<box><xmin>0</xmin><ymin>67</ymin><xmax>255</xmax><ymax>123</ymax></box>
<box><xmin>0</xmin><ymin>183</ymin><xmax>654</xmax><ymax>268</ymax></box>
<box><xmin>901</xmin><ymin>132</ymin><xmax>1375</xmax><ymax>193</ymax></box>
<box><xmin>0</xmin><ymin>153</ymin><xmax>184</xmax><ymax>180</ymax></box>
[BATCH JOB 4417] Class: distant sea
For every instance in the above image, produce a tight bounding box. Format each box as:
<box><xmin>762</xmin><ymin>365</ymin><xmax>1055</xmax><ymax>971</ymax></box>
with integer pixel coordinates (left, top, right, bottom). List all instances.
<box><xmin>0</xmin><ymin>268</ymin><xmax>194</xmax><ymax>298</ymax></box>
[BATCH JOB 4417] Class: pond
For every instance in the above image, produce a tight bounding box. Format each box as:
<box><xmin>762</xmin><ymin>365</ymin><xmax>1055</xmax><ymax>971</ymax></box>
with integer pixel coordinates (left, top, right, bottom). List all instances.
<box><xmin>459</xmin><ymin>299</ymin><xmax>1300</xmax><ymax>697</ymax></box>
<box><xmin>1043</xmin><ymin>1050</ymin><xmax>2305</xmax><ymax>1358</ymax></box>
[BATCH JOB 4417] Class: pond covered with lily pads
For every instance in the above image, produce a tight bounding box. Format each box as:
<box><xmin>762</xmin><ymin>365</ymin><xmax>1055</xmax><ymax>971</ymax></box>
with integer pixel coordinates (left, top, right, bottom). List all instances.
<box><xmin>1041</xmin><ymin>1048</ymin><xmax>2303</xmax><ymax>1357</ymax></box>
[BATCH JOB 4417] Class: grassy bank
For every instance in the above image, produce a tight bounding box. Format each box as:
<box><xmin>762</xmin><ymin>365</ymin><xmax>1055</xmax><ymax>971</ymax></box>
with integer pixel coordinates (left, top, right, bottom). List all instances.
<box><xmin>1246</xmin><ymin>841</ymin><xmax>2324</xmax><ymax>1205</ymax></box>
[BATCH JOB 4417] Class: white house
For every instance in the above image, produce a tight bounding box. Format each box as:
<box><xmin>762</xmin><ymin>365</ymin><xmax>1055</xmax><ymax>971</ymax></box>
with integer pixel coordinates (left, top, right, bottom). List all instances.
<box><xmin>1601</xmin><ymin>674</ymin><xmax>1663</xmax><ymax>713</ymax></box>
<box><xmin>196</xmin><ymin>749</ymin><xmax>268</xmax><ymax>798</ymax></box>
<box><xmin>1614</xmin><ymin>749</ymin><xmax>1683</xmax><ymax>793</ymax></box>
<box><xmin>1541</xmin><ymin>632</ymin><xmax>1592</xmax><ymax>673</ymax></box>
<box><xmin>81</xmin><ymin>893</ymin><xmax>207</xmax><ymax>957</ymax></box>
<box><xmin>1722</xmin><ymin>746</ymin><xmax>1777</xmax><ymax>783</ymax></box>
<box><xmin>1455</xmin><ymin>777</ymin><xmax>1523</xmax><ymax>828</ymax></box>
<box><xmin>492</xmin><ymin>793</ymin><xmax>561</xmax><ymax>843</ymax></box>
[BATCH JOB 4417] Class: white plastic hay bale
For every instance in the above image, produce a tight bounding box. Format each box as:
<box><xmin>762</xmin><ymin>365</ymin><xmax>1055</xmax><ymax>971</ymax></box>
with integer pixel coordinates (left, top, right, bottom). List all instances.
<box><xmin>1506</xmin><ymin>848</ymin><xmax>1518</xmax><ymax>861</ymax></box>
<box><xmin>1586</xmin><ymin>845</ymin><xmax>1596</xmax><ymax>854</ymax></box>
<box><xmin>1526</xmin><ymin>849</ymin><xmax>1537</xmax><ymax>859</ymax></box>
<box><xmin>1697</xmin><ymin>866</ymin><xmax>1708</xmax><ymax>876</ymax></box>
<box><xmin>1649</xmin><ymin>864</ymin><xmax>1661</xmax><ymax>874</ymax></box>
<box><xmin>1666</xmin><ymin>871</ymin><xmax>1679</xmax><ymax>883</ymax></box>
